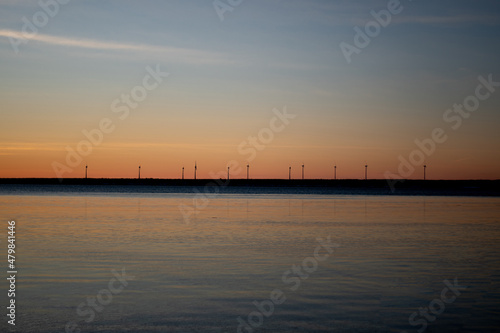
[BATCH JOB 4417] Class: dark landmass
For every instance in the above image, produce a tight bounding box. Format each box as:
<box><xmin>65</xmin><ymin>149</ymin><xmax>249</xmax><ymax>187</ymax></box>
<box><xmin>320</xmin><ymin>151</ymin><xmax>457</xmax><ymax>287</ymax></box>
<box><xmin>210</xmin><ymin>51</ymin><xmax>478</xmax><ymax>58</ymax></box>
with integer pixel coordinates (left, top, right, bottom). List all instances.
<box><xmin>0</xmin><ymin>178</ymin><xmax>499</xmax><ymax>196</ymax></box>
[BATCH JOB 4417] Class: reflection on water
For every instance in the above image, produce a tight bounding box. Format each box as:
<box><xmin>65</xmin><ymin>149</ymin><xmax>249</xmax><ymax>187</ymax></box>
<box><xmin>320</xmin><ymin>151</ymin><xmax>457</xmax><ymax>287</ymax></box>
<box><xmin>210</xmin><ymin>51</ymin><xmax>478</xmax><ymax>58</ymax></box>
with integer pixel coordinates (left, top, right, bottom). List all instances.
<box><xmin>0</xmin><ymin>193</ymin><xmax>499</xmax><ymax>332</ymax></box>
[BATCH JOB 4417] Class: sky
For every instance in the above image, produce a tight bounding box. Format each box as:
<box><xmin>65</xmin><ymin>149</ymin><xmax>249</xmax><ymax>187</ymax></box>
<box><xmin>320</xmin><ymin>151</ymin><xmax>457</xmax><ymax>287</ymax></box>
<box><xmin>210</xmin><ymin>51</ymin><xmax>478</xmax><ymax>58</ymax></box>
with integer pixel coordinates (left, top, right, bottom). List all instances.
<box><xmin>1</xmin><ymin>0</ymin><xmax>499</xmax><ymax>180</ymax></box>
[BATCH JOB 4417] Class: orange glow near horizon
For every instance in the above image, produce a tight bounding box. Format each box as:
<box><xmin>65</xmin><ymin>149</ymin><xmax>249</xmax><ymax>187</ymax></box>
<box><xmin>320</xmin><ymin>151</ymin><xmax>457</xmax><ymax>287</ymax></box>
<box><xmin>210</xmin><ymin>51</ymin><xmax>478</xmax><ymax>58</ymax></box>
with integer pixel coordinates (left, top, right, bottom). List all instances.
<box><xmin>1</xmin><ymin>142</ymin><xmax>499</xmax><ymax>180</ymax></box>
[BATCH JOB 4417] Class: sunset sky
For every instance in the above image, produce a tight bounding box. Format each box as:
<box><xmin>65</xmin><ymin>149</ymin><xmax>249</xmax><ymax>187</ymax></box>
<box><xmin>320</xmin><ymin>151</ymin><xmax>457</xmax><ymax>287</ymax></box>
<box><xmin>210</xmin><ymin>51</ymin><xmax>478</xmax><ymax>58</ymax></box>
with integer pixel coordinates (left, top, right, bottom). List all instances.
<box><xmin>1</xmin><ymin>0</ymin><xmax>499</xmax><ymax>179</ymax></box>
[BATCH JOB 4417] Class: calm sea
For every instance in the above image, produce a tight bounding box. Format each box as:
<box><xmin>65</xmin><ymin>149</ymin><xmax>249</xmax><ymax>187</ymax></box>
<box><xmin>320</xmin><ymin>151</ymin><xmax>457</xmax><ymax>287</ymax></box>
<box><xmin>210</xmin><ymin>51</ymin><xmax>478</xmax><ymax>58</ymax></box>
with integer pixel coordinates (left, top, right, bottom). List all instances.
<box><xmin>0</xmin><ymin>185</ymin><xmax>499</xmax><ymax>332</ymax></box>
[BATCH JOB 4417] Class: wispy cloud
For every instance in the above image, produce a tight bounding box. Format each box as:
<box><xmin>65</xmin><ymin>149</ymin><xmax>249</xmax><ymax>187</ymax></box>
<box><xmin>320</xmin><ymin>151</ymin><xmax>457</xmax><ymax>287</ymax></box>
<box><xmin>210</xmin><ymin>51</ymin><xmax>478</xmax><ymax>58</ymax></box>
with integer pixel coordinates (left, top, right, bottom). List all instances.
<box><xmin>0</xmin><ymin>29</ymin><xmax>232</xmax><ymax>64</ymax></box>
<box><xmin>0</xmin><ymin>142</ymin><xmax>64</xmax><ymax>155</ymax></box>
<box><xmin>0</xmin><ymin>142</ymin><xmax>238</xmax><ymax>154</ymax></box>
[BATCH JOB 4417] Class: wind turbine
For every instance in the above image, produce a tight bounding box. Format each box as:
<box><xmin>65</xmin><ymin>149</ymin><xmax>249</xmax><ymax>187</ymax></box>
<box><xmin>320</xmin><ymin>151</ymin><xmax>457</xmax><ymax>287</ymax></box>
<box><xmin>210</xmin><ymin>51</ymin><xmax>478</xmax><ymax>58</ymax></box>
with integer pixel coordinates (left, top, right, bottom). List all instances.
<box><xmin>302</xmin><ymin>163</ymin><xmax>304</xmax><ymax>180</ymax></box>
<box><xmin>138</xmin><ymin>165</ymin><xmax>141</xmax><ymax>180</ymax></box>
<box><xmin>289</xmin><ymin>166</ymin><xmax>292</xmax><ymax>180</ymax></box>
<box><xmin>194</xmin><ymin>161</ymin><xmax>197</xmax><ymax>180</ymax></box>
<box><xmin>247</xmin><ymin>164</ymin><xmax>250</xmax><ymax>180</ymax></box>
<box><xmin>364</xmin><ymin>162</ymin><xmax>368</xmax><ymax>180</ymax></box>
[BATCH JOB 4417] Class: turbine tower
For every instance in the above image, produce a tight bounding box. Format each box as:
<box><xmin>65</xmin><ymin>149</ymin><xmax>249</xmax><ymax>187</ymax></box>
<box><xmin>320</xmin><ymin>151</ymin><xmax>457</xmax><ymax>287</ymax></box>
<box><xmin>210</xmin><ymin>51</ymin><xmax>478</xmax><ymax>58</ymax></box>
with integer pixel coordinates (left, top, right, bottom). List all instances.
<box><xmin>334</xmin><ymin>164</ymin><xmax>337</xmax><ymax>180</ymax></box>
<box><xmin>247</xmin><ymin>164</ymin><xmax>249</xmax><ymax>180</ymax></box>
<box><xmin>423</xmin><ymin>164</ymin><xmax>427</xmax><ymax>181</ymax></box>
<box><xmin>302</xmin><ymin>163</ymin><xmax>304</xmax><ymax>180</ymax></box>
<box><xmin>138</xmin><ymin>165</ymin><xmax>141</xmax><ymax>180</ymax></box>
<box><xmin>194</xmin><ymin>161</ymin><xmax>197</xmax><ymax>180</ymax></box>
<box><xmin>182</xmin><ymin>167</ymin><xmax>184</xmax><ymax>180</ymax></box>
<box><xmin>227</xmin><ymin>166</ymin><xmax>230</xmax><ymax>180</ymax></box>
<box><xmin>85</xmin><ymin>164</ymin><xmax>88</xmax><ymax>179</ymax></box>
<box><xmin>364</xmin><ymin>163</ymin><xmax>368</xmax><ymax>180</ymax></box>
<box><xmin>289</xmin><ymin>166</ymin><xmax>292</xmax><ymax>180</ymax></box>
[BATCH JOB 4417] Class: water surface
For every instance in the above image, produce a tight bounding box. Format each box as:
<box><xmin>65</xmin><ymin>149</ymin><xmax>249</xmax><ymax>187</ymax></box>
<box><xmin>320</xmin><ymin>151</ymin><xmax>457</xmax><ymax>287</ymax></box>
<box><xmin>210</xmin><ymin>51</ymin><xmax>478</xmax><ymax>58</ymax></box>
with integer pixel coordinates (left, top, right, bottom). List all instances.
<box><xmin>0</xmin><ymin>190</ymin><xmax>499</xmax><ymax>332</ymax></box>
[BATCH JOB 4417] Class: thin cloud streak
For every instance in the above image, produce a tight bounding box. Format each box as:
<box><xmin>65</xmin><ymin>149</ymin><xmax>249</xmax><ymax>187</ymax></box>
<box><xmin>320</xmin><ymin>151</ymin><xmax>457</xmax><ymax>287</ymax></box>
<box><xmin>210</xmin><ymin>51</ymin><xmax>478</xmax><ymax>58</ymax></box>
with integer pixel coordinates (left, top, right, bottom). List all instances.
<box><xmin>0</xmin><ymin>29</ymin><xmax>232</xmax><ymax>64</ymax></box>
<box><xmin>0</xmin><ymin>142</ymin><xmax>392</xmax><ymax>152</ymax></box>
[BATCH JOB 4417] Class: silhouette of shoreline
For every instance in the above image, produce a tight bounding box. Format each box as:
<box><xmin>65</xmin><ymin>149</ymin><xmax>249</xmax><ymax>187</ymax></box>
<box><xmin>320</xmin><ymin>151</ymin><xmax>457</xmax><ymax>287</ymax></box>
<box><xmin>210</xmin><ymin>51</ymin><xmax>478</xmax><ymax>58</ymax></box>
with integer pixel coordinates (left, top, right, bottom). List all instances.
<box><xmin>0</xmin><ymin>178</ymin><xmax>499</xmax><ymax>196</ymax></box>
